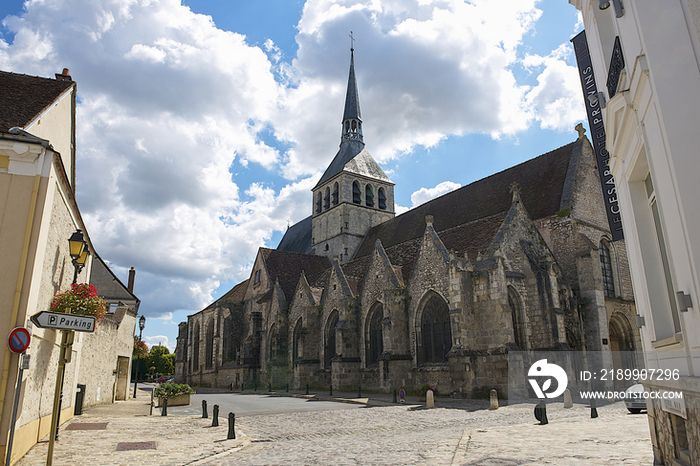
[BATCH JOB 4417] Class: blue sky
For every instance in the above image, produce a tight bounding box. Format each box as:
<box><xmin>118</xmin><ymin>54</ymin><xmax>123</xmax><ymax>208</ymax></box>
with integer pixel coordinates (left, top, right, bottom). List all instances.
<box><xmin>0</xmin><ymin>0</ymin><xmax>585</xmax><ymax>351</ymax></box>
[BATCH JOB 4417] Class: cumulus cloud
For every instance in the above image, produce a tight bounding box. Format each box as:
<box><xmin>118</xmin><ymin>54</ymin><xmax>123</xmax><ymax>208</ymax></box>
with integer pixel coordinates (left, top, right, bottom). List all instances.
<box><xmin>274</xmin><ymin>0</ymin><xmax>547</xmax><ymax>177</ymax></box>
<box><xmin>410</xmin><ymin>181</ymin><xmax>462</xmax><ymax>208</ymax></box>
<box><xmin>0</xmin><ymin>0</ymin><xmax>584</xmax><ymax>325</ymax></box>
<box><xmin>523</xmin><ymin>44</ymin><xmax>586</xmax><ymax>130</ymax></box>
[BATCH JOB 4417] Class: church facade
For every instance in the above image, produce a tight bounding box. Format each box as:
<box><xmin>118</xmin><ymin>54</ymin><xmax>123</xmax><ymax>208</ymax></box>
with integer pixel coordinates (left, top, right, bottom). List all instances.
<box><xmin>175</xmin><ymin>50</ymin><xmax>640</xmax><ymax>398</ymax></box>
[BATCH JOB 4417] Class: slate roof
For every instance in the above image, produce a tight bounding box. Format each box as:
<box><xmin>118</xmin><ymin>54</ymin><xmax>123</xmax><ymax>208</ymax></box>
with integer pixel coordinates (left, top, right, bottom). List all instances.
<box><xmin>353</xmin><ymin>140</ymin><xmax>578</xmax><ymax>259</ymax></box>
<box><xmin>277</xmin><ymin>216</ymin><xmax>312</xmax><ymax>254</ymax></box>
<box><xmin>0</xmin><ymin>70</ymin><xmax>75</xmax><ymax>132</ymax></box>
<box><xmin>343</xmin><ymin>50</ymin><xmax>361</xmax><ymax>121</ymax></box>
<box><xmin>260</xmin><ymin>248</ymin><xmax>331</xmax><ymax>302</ymax></box>
<box><xmin>315</xmin><ymin>141</ymin><xmax>391</xmax><ymax>188</ymax></box>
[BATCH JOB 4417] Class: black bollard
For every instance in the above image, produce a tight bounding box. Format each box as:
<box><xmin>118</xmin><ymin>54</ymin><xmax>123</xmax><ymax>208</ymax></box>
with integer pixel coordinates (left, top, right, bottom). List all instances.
<box><xmin>590</xmin><ymin>399</ymin><xmax>598</xmax><ymax>418</ymax></box>
<box><xmin>286</xmin><ymin>383</ymin><xmax>289</xmax><ymax>392</ymax></box>
<box><xmin>393</xmin><ymin>389</ymin><xmax>397</xmax><ymax>403</ymax></box>
<box><xmin>254</xmin><ymin>380</ymin><xmax>257</xmax><ymax>391</ymax></box>
<box><xmin>212</xmin><ymin>404</ymin><xmax>219</xmax><ymax>427</ymax></box>
<box><xmin>161</xmin><ymin>398</ymin><xmax>168</xmax><ymax>416</ymax></box>
<box><xmin>227</xmin><ymin>413</ymin><xmax>236</xmax><ymax>439</ymax></box>
<box><xmin>329</xmin><ymin>385</ymin><xmax>333</xmax><ymax>396</ymax></box>
<box><xmin>202</xmin><ymin>400</ymin><xmax>208</xmax><ymax>419</ymax></box>
<box><xmin>305</xmin><ymin>384</ymin><xmax>309</xmax><ymax>395</ymax></box>
<box><xmin>534</xmin><ymin>400</ymin><xmax>548</xmax><ymax>425</ymax></box>
<box><xmin>268</xmin><ymin>382</ymin><xmax>272</xmax><ymax>392</ymax></box>
<box><xmin>358</xmin><ymin>385</ymin><xmax>362</xmax><ymax>398</ymax></box>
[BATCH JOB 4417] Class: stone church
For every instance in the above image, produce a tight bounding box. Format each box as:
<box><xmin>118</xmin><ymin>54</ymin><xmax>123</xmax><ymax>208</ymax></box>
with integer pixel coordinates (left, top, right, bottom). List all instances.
<box><xmin>175</xmin><ymin>50</ymin><xmax>640</xmax><ymax>397</ymax></box>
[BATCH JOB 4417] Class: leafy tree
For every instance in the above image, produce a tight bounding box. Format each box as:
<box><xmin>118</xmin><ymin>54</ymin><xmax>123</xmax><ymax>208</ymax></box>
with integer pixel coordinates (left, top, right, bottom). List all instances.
<box><xmin>145</xmin><ymin>345</ymin><xmax>174</xmax><ymax>375</ymax></box>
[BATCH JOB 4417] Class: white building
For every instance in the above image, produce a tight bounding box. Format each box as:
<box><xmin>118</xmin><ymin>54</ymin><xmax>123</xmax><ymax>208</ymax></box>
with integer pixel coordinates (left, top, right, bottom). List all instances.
<box><xmin>569</xmin><ymin>1</ymin><xmax>700</xmax><ymax>464</ymax></box>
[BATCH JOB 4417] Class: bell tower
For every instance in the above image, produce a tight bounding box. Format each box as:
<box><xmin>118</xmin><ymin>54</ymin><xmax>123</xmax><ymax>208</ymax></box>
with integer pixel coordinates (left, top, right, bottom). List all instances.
<box><xmin>311</xmin><ymin>45</ymin><xmax>395</xmax><ymax>262</ymax></box>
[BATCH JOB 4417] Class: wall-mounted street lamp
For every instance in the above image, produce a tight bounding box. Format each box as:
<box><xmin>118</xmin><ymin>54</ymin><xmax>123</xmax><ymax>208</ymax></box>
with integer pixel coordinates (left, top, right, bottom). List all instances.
<box><xmin>134</xmin><ymin>315</ymin><xmax>146</xmax><ymax>398</ymax></box>
<box><xmin>599</xmin><ymin>0</ymin><xmax>624</xmax><ymax>18</ymax></box>
<box><xmin>68</xmin><ymin>229</ymin><xmax>90</xmax><ymax>284</ymax></box>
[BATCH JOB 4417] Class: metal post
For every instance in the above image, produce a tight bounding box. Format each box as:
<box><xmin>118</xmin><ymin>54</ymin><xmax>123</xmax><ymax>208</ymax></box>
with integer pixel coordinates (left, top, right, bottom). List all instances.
<box><xmin>202</xmin><ymin>400</ymin><xmax>208</xmax><ymax>418</ymax></box>
<box><xmin>393</xmin><ymin>389</ymin><xmax>397</xmax><ymax>403</ymax></box>
<box><xmin>133</xmin><ymin>352</ymin><xmax>140</xmax><ymax>398</ymax></box>
<box><xmin>227</xmin><ymin>413</ymin><xmax>236</xmax><ymax>439</ymax></box>
<box><xmin>305</xmin><ymin>384</ymin><xmax>309</xmax><ymax>395</ymax></box>
<box><xmin>285</xmin><ymin>383</ymin><xmax>288</xmax><ymax>392</ymax></box>
<box><xmin>150</xmin><ymin>390</ymin><xmax>153</xmax><ymax>416</ymax></box>
<box><xmin>590</xmin><ymin>399</ymin><xmax>598</xmax><ymax>418</ymax></box>
<box><xmin>358</xmin><ymin>385</ymin><xmax>361</xmax><ymax>398</ymax></box>
<box><xmin>268</xmin><ymin>382</ymin><xmax>271</xmax><ymax>392</ymax></box>
<box><xmin>161</xmin><ymin>398</ymin><xmax>168</xmax><ymax>416</ymax></box>
<box><xmin>212</xmin><ymin>405</ymin><xmax>219</xmax><ymax>427</ymax></box>
<box><xmin>329</xmin><ymin>385</ymin><xmax>333</xmax><ymax>396</ymax></box>
<box><xmin>47</xmin><ymin>331</ymin><xmax>70</xmax><ymax>466</ymax></box>
<box><xmin>5</xmin><ymin>353</ymin><xmax>28</xmax><ymax>466</ymax></box>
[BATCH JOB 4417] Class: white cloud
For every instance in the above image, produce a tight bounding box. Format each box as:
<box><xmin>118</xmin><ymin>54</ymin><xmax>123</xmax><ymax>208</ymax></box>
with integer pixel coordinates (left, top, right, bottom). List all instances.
<box><xmin>523</xmin><ymin>44</ymin><xmax>586</xmax><ymax>130</ymax></box>
<box><xmin>410</xmin><ymin>181</ymin><xmax>461</xmax><ymax>208</ymax></box>
<box><xmin>0</xmin><ymin>0</ymin><xmax>584</xmax><ymax>328</ymax></box>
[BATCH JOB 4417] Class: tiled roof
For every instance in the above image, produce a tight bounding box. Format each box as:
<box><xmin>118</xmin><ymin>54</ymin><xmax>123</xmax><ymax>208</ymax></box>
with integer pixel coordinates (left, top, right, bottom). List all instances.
<box><xmin>354</xmin><ymin>140</ymin><xmax>577</xmax><ymax>259</ymax></box>
<box><xmin>261</xmin><ymin>248</ymin><xmax>331</xmax><ymax>302</ymax></box>
<box><xmin>0</xmin><ymin>70</ymin><xmax>75</xmax><ymax>132</ymax></box>
<box><xmin>437</xmin><ymin>212</ymin><xmax>507</xmax><ymax>263</ymax></box>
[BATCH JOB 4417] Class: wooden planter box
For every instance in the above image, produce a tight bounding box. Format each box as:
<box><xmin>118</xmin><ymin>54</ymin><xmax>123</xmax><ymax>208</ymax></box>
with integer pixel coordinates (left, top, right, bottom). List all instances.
<box><xmin>157</xmin><ymin>393</ymin><xmax>190</xmax><ymax>407</ymax></box>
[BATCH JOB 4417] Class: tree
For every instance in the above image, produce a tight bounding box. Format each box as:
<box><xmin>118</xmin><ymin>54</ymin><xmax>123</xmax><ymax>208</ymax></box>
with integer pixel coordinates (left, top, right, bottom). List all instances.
<box><xmin>145</xmin><ymin>345</ymin><xmax>174</xmax><ymax>375</ymax></box>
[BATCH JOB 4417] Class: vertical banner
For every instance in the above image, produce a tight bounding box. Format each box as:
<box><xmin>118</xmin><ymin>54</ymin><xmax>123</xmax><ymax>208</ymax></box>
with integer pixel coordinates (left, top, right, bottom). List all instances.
<box><xmin>571</xmin><ymin>31</ymin><xmax>624</xmax><ymax>241</ymax></box>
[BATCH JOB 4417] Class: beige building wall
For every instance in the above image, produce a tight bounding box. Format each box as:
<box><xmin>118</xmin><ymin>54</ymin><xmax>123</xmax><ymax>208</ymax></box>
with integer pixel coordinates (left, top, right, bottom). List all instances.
<box><xmin>22</xmin><ymin>88</ymin><xmax>75</xmax><ymax>189</ymax></box>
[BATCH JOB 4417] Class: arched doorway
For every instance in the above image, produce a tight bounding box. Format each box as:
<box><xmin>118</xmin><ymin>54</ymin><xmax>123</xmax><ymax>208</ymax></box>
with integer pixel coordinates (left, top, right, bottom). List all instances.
<box><xmin>609</xmin><ymin>312</ymin><xmax>637</xmax><ymax>390</ymax></box>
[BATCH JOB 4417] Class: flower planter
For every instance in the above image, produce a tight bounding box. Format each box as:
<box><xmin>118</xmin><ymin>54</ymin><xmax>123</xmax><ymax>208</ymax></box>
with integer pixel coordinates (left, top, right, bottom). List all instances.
<box><xmin>157</xmin><ymin>393</ymin><xmax>190</xmax><ymax>407</ymax></box>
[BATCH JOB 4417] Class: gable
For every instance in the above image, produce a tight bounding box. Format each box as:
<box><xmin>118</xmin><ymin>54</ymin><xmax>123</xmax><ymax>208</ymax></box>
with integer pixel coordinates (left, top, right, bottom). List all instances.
<box><xmin>0</xmin><ymin>71</ymin><xmax>75</xmax><ymax>132</ymax></box>
<box><xmin>354</xmin><ymin>140</ymin><xmax>578</xmax><ymax>259</ymax></box>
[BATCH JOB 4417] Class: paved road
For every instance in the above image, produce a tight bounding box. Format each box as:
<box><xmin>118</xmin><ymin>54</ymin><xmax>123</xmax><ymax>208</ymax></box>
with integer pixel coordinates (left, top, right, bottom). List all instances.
<box><xmin>167</xmin><ymin>393</ymin><xmax>365</xmax><ymax>417</ymax></box>
<box><xmin>16</xmin><ymin>390</ymin><xmax>653</xmax><ymax>466</ymax></box>
<box><xmin>226</xmin><ymin>400</ymin><xmax>652</xmax><ymax>465</ymax></box>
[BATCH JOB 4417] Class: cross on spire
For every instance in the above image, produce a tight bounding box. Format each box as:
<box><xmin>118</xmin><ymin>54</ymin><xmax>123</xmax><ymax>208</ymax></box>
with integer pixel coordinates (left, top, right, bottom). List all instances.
<box><xmin>350</xmin><ymin>31</ymin><xmax>355</xmax><ymax>51</ymax></box>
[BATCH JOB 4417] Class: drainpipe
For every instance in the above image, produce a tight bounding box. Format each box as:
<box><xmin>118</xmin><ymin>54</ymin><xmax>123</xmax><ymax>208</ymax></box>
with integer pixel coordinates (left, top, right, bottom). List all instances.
<box><xmin>0</xmin><ymin>173</ymin><xmax>42</xmax><ymax>452</ymax></box>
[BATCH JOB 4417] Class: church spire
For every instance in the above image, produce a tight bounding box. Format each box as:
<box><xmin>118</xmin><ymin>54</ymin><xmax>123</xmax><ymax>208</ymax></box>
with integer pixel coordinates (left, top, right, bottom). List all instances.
<box><xmin>341</xmin><ymin>34</ymin><xmax>363</xmax><ymax>144</ymax></box>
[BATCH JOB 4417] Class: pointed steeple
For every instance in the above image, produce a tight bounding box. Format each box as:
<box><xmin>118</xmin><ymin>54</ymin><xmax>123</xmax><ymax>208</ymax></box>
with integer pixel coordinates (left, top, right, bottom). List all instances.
<box><xmin>341</xmin><ymin>43</ymin><xmax>363</xmax><ymax>144</ymax></box>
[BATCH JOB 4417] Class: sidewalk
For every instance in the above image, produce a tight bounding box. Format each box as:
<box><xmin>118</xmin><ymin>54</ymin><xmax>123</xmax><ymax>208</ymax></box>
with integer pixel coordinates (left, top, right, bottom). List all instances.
<box><xmin>16</xmin><ymin>389</ymin><xmax>249</xmax><ymax>466</ymax></box>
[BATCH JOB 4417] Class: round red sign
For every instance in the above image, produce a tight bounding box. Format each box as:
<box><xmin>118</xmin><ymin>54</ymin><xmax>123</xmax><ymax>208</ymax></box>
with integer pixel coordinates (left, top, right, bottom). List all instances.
<box><xmin>7</xmin><ymin>327</ymin><xmax>31</xmax><ymax>354</ymax></box>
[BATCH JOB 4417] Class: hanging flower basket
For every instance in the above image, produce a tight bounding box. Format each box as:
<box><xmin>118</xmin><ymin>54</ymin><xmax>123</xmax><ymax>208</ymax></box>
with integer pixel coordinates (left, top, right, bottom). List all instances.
<box><xmin>51</xmin><ymin>283</ymin><xmax>107</xmax><ymax>321</ymax></box>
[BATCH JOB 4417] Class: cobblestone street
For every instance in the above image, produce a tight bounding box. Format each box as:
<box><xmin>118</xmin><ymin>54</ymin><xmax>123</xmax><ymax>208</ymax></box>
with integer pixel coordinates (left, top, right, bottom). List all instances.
<box><xmin>16</xmin><ymin>392</ymin><xmax>653</xmax><ymax>466</ymax></box>
<box><xmin>229</xmin><ymin>402</ymin><xmax>652</xmax><ymax>466</ymax></box>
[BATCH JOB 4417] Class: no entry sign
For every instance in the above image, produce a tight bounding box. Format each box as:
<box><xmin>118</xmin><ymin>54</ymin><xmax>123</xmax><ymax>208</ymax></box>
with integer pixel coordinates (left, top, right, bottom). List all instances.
<box><xmin>7</xmin><ymin>327</ymin><xmax>31</xmax><ymax>354</ymax></box>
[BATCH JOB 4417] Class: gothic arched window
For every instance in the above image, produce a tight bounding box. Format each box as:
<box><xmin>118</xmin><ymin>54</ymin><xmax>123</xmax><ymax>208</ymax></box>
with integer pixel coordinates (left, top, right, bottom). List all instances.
<box><xmin>332</xmin><ymin>182</ymin><xmax>339</xmax><ymax>205</ymax></box>
<box><xmin>293</xmin><ymin>318</ymin><xmax>303</xmax><ymax>362</ymax></box>
<box><xmin>353</xmin><ymin>181</ymin><xmax>361</xmax><ymax>204</ymax></box>
<box><xmin>600</xmin><ymin>240</ymin><xmax>615</xmax><ymax>298</ymax></box>
<box><xmin>378</xmin><ymin>188</ymin><xmax>387</xmax><ymax>210</ymax></box>
<box><xmin>205</xmin><ymin>320</ymin><xmax>214</xmax><ymax>369</ymax></box>
<box><xmin>192</xmin><ymin>322</ymin><xmax>200</xmax><ymax>370</ymax></box>
<box><xmin>324</xmin><ymin>187</ymin><xmax>330</xmax><ymax>209</ymax></box>
<box><xmin>507</xmin><ymin>286</ymin><xmax>527</xmax><ymax>350</ymax></box>
<box><xmin>420</xmin><ymin>294</ymin><xmax>451</xmax><ymax>363</ymax></box>
<box><xmin>325</xmin><ymin>311</ymin><xmax>339</xmax><ymax>368</ymax></box>
<box><xmin>365</xmin><ymin>185</ymin><xmax>374</xmax><ymax>207</ymax></box>
<box><xmin>366</xmin><ymin>303</ymin><xmax>383</xmax><ymax>367</ymax></box>
<box><xmin>315</xmin><ymin>192</ymin><xmax>322</xmax><ymax>213</ymax></box>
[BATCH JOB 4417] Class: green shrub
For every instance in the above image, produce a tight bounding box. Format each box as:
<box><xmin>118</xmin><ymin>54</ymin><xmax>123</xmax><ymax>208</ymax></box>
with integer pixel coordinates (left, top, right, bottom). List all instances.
<box><xmin>154</xmin><ymin>383</ymin><xmax>194</xmax><ymax>399</ymax></box>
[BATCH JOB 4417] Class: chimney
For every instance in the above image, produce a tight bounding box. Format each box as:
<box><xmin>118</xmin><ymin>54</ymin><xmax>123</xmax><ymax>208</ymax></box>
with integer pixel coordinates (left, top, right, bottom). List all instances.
<box><xmin>128</xmin><ymin>267</ymin><xmax>136</xmax><ymax>294</ymax></box>
<box><xmin>55</xmin><ymin>68</ymin><xmax>72</xmax><ymax>82</ymax></box>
